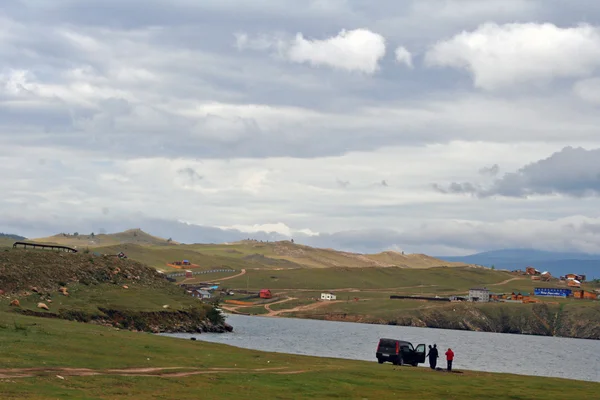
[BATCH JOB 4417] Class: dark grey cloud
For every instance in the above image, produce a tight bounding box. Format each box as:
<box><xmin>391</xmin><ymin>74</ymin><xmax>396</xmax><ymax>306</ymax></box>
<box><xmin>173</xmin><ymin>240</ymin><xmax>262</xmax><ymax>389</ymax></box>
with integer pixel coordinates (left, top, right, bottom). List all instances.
<box><xmin>178</xmin><ymin>167</ymin><xmax>203</xmax><ymax>182</ymax></box>
<box><xmin>434</xmin><ymin>147</ymin><xmax>600</xmax><ymax>198</ymax></box>
<box><xmin>479</xmin><ymin>164</ymin><xmax>500</xmax><ymax>177</ymax></box>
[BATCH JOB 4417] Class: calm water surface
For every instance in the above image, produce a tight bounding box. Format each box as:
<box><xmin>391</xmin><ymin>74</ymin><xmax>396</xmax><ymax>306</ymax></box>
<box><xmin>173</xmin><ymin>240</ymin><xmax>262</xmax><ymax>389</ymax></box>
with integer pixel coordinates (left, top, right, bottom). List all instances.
<box><xmin>163</xmin><ymin>314</ymin><xmax>600</xmax><ymax>383</ymax></box>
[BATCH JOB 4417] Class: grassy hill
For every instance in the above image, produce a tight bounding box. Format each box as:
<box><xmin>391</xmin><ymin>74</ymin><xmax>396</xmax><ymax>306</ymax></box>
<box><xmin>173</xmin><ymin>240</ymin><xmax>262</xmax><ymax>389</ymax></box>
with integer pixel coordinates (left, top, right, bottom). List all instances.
<box><xmin>186</xmin><ymin>240</ymin><xmax>470</xmax><ymax>269</ymax></box>
<box><xmin>28</xmin><ymin>230</ymin><xmax>471</xmax><ymax>270</ymax></box>
<box><xmin>33</xmin><ymin>228</ymin><xmax>177</xmax><ymax>248</ymax></box>
<box><xmin>0</xmin><ymin>232</ymin><xmax>26</xmax><ymax>240</ymax></box>
<box><xmin>0</xmin><ymin>248</ymin><xmax>225</xmax><ymax>333</ymax></box>
<box><xmin>0</xmin><ymin>237</ymin><xmax>16</xmax><ymax>248</ymax></box>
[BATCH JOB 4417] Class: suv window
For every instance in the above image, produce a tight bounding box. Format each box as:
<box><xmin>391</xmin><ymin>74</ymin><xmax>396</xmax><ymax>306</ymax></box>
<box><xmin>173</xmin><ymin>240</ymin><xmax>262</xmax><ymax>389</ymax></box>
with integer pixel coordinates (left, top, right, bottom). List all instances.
<box><xmin>379</xmin><ymin>339</ymin><xmax>397</xmax><ymax>347</ymax></box>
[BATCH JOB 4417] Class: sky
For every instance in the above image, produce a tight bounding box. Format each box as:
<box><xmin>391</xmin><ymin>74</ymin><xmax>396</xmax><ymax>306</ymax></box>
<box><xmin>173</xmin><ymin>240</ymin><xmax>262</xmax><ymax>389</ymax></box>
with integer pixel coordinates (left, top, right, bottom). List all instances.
<box><xmin>3</xmin><ymin>0</ymin><xmax>600</xmax><ymax>255</ymax></box>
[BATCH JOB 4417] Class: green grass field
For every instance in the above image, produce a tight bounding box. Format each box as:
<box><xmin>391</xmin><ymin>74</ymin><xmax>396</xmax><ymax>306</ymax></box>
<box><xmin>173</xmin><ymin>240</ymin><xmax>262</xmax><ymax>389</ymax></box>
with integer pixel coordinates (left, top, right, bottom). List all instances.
<box><xmin>219</xmin><ymin>266</ymin><xmax>515</xmax><ymax>291</ymax></box>
<box><xmin>0</xmin><ymin>312</ymin><xmax>598</xmax><ymax>399</ymax></box>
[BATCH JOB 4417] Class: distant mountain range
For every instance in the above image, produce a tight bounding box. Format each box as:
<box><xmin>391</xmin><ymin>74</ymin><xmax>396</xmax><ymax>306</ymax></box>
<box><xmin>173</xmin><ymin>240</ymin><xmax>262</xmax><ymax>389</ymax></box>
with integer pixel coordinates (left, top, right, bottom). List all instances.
<box><xmin>438</xmin><ymin>249</ymin><xmax>600</xmax><ymax>279</ymax></box>
<box><xmin>0</xmin><ymin>233</ymin><xmax>26</xmax><ymax>240</ymax></box>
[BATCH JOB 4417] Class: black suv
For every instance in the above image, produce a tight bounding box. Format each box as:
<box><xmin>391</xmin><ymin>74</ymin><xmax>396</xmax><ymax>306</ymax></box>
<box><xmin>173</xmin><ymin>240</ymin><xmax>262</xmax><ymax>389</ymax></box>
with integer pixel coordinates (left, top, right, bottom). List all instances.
<box><xmin>376</xmin><ymin>338</ymin><xmax>426</xmax><ymax>366</ymax></box>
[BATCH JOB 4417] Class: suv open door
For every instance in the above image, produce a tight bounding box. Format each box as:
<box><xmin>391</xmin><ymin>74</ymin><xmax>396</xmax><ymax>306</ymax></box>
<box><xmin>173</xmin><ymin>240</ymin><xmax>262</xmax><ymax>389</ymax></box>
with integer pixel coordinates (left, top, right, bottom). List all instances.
<box><xmin>414</xmin><ymin>344</ymin><xmax>426</xmax><ymax>364</ymax></box>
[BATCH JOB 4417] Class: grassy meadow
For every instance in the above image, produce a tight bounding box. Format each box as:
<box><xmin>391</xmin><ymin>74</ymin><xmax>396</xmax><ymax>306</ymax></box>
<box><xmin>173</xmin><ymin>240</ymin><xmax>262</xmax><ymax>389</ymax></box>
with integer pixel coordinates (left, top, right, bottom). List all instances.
<box><xmin>0</xmin><ymin>312</ymin><xmax>598</xmax><ymax>399</ymax></box>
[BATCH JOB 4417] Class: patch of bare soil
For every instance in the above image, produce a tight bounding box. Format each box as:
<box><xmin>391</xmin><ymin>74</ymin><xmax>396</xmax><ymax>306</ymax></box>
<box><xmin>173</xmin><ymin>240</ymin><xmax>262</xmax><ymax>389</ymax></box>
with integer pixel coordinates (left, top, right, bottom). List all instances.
<box><xmin>265</xmin><ymin>299</ymin><xmax>343</xmax><ymax>317</ymax></box>
<box><xmin>0</xmin><ymin>366</ymin><xmax>308</xmax><ymax>379</ymax></box>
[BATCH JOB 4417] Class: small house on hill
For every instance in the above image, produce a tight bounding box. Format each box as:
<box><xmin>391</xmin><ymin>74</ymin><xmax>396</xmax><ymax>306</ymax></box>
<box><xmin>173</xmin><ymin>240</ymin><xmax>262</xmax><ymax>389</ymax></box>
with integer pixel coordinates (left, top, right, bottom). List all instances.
<box><xmin>566</xmin><ymin>274</ymin><xmax>586</xmax><ymax>282</ymax></box>
<box><xmin>191</xmin><ymin>289</ymin><xmax>211</xmax><ymax>300</ymax></box>
<box><xmin>573</xmin><ymin>290</ymin><xmax>598</xmax><ymax>300</ymax></box>
<box><xmin>259</xmin><ymin>289</ymin><xmax>272</xmax><ymax>299</ymax></box>
<box><xmin>568</xmin><ymin>279</ymin><xmax>582</xmax><ymax>288</ymax></box>
<box><xmin>321</xmin><ymin>292</ymin><xmax>337</xmax><ymax>301</ymax></box>
<box><xmin>540</xmin><ymin>271</ymin><xmax>552</xmax><ymax>281</ymax></box>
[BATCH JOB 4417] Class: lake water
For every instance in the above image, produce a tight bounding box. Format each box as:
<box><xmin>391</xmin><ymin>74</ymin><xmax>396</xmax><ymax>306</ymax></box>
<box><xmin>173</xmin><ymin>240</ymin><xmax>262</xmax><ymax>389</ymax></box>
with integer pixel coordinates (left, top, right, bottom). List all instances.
<box><xmin>163</xmin><ymin>314</ymin><xmax>600</xmax><ymax>383</ymax></box>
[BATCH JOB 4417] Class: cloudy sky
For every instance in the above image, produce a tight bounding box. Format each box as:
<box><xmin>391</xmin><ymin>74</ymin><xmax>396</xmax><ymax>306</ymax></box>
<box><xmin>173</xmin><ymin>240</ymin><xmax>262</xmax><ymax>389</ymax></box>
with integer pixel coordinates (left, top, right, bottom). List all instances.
<box><xmin>3</xmin><ymin>0</ymin><xmax>600</xmax><ymax>255</ymax></box>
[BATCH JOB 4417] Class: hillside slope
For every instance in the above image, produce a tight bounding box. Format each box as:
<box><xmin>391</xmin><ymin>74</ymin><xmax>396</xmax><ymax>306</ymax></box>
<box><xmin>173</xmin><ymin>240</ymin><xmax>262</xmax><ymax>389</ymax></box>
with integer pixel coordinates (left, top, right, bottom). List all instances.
<box><xmin>33</xmin><ymin>228</ymin><xmax>177</xmax><ymax>248</ymax></box>
<box><xmin>179</xmin><ymin>240</ymin><xmax>471</xmax><ymax>269</ymax></box>
<box><xmin>0</xmin><ymin>249</ymin><xmax>227</xmax><ymax>333</ymax></box>
<box><xmin>27</xmin><ymin>230</ymin><xmax>472</xmax><ymax>270</ymax></box>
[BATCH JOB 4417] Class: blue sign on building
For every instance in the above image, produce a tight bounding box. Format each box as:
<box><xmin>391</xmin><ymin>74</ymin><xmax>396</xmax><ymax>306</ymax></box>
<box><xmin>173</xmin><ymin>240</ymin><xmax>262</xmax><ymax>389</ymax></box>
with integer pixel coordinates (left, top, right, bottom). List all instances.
<box><xmin>534</xmin><ymin>288</ymin><xmax>572</xmax><ymax>297</ymax></box>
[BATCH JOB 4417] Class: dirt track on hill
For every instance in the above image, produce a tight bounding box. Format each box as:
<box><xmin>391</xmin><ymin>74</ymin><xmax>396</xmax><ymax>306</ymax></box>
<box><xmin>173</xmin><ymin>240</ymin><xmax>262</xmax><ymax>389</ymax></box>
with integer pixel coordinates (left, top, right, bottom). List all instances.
<box><xmin>205</xmin><ymin>269</ymin><xmax>246</xmax><ymax>283</ymax></box>
<box><xmin>0</xmin><ymin>366</ymin><xmax>308</xmax><ymax>379</ymax></box>
<box><xmin>489</xmin><ymin>277</ymin><xmax>526</xmax><ymax>286</ymax></box>
<box><xmin>265</xmin><ymin>300</ymin><xmax>343</xmax><ymax>317</ymax></box>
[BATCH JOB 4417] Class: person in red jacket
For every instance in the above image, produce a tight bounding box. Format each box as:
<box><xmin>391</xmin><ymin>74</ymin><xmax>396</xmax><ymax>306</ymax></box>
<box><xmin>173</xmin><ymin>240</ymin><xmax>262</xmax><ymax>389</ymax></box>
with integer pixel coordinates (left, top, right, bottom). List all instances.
<box><xmin>445</xmin><ymin>348</ymin><xmax>454</xmax><ymax>372</ymax></box>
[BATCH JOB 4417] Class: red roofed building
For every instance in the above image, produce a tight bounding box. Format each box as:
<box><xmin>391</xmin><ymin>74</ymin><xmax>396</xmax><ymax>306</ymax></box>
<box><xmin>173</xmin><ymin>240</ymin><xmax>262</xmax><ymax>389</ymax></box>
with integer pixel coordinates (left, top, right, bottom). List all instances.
<box><xmin>259</xmin><ymin>289</ymin><xmax>272</xmax><ymax>299</ymax></box>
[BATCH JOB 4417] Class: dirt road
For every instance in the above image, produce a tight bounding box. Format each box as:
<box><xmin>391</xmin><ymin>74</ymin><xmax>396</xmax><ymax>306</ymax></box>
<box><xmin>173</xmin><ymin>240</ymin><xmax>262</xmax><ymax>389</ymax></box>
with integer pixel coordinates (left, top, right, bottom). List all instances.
<box><xmin>489</xmin><ymin>277</ymin><xmax>526</xmax><ymax>286</ymax></box>
<box><xmin>264</xmin><ymin>299</ymin><xmax>342</xmax><ymax>317</ymax></box>
<box><xmin>205</xmin><ymin>269</ymin><xmax>246</xmax><ymax>283</ymax></box>
<box><xmin>0</xmin><ymin>366</ymin><xmax>308</xmax><ymax>379</ymax></box>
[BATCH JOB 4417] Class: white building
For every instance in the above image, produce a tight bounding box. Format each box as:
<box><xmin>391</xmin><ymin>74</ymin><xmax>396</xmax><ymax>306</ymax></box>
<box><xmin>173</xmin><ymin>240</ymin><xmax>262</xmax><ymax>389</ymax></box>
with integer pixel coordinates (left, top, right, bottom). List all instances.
<box><xmin>191</xmin><ymin>289</ymin><xmax>211</xmax><ymax>300</ymax></box>
<box><xmin>321</xmin><ymin>292</ymin><xmax>337</xmax><ymax>301</ymax></box>
<box><xmin>468</xmin><ymin>288</ymin><xmax>490</xmax><ymax>302</ymax></box>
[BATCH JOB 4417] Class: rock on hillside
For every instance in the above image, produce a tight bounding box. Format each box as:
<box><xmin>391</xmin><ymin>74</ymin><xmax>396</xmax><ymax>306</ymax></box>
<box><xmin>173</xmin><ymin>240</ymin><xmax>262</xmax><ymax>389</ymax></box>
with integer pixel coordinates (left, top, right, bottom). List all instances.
<box><xmin>0</xmin><ymin>249</ymin><xmax>231</xmax><ymax>333</ymax></box>
<box><xmin>0</xmin><ymin>249</ymin><xmax>167</xmax><ymax>294</ymax></box>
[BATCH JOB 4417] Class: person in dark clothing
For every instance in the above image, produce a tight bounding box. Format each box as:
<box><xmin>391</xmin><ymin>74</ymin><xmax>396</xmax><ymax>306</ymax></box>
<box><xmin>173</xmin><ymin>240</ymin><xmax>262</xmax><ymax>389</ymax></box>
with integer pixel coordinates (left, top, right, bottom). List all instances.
<box><xmin>429</xmin><ymin>344</ymin><xmax>439</xmax><ymax>369</ymax></box>
<box><xmin>426</xmin><ymin>345</ymin><xmax>434</xmax><ymax>369</ymax></box>
<box><xmin>445</xmin><ymin>348</ymin><xmax>454</xmax><ymax>372</ymax></box>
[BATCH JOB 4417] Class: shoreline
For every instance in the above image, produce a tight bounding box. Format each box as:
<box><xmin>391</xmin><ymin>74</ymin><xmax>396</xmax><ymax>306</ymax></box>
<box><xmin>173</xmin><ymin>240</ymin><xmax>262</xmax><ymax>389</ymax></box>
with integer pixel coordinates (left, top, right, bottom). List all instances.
<box><xmin>170</xmin><ymin>313</ymin><xmax>600</xmax><ymax>384</ymax></box>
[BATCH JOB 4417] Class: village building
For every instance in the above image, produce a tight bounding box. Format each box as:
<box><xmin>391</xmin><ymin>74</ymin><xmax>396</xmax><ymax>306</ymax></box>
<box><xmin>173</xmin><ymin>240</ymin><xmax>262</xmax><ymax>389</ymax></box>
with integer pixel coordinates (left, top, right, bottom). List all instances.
<box><xmin>526</xmin><ymin>267</ymin><xmax>541</xmax><ymax>275</ymax></box>
<box><xmin>567</xmin><ymin>279</ymin><xmax>582</xmax><ymax>288</ymax></box>
<box><xmin>190</xmin><ymin>289</ymin><xmax>211</xmax><ymax>300</ymax></box>
<box><xmin>259</xmin><ymin>289</ymin><xmax>272</xmax><ymax>299</ymax></box>
<box><xmin>573</xmin><ymin>290</ymin><xmax>598</xmax><ymax>300</ymax></box>
<box><xmin>540</xmin><ymin>271</ymin><xmax>552</xmax><ymax>281</ymax></box>
<box><xmin>566</xmin><ymin>273</ymin><xmax>586</xmax><ymax>282</ymax></box>
<box><xmin>321</xmin><ymin>292</ymin><xmax>337</xmax><ymax>301</ymax></box>
<box><xmin>468</xmin><ymin>288</ymin><xmax>490</xmax><ymax>302</ymax></box>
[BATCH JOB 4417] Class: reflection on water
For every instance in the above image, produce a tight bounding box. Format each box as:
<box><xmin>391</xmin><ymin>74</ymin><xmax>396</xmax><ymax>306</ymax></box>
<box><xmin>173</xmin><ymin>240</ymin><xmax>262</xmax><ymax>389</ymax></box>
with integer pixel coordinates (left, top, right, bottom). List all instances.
<box><xmin>162</xmin><ymin>314</ymin><xmax>600</xmax><ymax>383</ymax></box>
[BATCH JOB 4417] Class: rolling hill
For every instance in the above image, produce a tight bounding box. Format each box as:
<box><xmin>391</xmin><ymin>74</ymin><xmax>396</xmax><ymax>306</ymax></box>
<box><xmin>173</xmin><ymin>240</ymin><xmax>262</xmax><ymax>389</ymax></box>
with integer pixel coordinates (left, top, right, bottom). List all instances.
<box><xmin>33</xmin><ymin>228</ymin><xmax>178</xmax><ymax>248</ymax></box>
<box><xmin>0</xmin><ymin>233</ymin><xmax>26</xmax><ymax>240</ymax></box>
<box><xmin>439</xmin><ymin>249</ymin><xmax>600</xmax><ymax>279</ymax></box>
<box><xmin>26</xmin><ymin>230</ymin><xmax>472</xmax><ymax>270</ymax></box>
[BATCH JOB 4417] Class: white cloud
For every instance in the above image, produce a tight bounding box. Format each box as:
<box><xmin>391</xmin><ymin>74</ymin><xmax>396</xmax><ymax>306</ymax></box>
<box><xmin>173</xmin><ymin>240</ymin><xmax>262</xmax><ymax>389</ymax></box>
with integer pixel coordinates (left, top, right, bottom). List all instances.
<box><xmin>219</xmin><ymin>222</ymin><xmax>319</xmax><ymax>237</ymax></box>
<box><xmin>238</xmin><ymin>28</ymin><xmax>387</xmax><ymax>74</ymax></box>
<box><xmin>394</xmin><ymin>46</ymin><xmax>413</xmax><ymax>68</ymax></box>
<box><xmin>286</xmin><ymin>28</ymin><xmax>386</xmax><ymax>73</ymax></box>
<box><xmin>425</xmin><ymin>22</ymin><xmax>600</xmax><ymax>90</ymax></box>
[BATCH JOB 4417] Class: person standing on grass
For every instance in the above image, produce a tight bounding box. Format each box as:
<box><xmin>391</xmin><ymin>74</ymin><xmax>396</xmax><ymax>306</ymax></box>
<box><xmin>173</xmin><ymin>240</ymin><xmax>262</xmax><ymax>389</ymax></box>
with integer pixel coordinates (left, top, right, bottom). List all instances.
<box><xmin>429</xmin><ymin>344</ymin><xmax>439</xmax><ymax>370</ymax></box>
<box><xmin>426</xmin><ymin>345</ymin><xmax>433</xmax><ymax>369</ymax></box>
<box><xmin>445</xmin><ymin>348</ymin><xmax>454</xmax><ymax>372</ymax></box>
